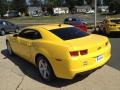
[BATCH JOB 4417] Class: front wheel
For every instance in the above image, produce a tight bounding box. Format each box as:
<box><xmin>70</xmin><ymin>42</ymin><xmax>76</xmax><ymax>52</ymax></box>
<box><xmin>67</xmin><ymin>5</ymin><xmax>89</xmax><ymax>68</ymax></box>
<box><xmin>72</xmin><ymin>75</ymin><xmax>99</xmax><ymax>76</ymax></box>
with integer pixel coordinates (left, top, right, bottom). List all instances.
<box><xmin>37</xmin><ymin>56</ymin><xmax>55</xmax><ymax>82</ymax></box>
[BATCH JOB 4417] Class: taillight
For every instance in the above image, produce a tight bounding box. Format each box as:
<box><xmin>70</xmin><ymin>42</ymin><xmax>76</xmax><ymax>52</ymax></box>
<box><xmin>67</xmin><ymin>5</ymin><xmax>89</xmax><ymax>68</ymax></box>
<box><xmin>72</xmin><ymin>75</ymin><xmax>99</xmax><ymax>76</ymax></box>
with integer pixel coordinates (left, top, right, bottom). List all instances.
<box><xmin>70</xmin><ymin>51</ymin><xmax>79</xmax><ymax>57</ymax></box>
<box><xmin>80</xmin><ymin>49</ymin><xmax>88</xmax><ymax>55</ymax></box>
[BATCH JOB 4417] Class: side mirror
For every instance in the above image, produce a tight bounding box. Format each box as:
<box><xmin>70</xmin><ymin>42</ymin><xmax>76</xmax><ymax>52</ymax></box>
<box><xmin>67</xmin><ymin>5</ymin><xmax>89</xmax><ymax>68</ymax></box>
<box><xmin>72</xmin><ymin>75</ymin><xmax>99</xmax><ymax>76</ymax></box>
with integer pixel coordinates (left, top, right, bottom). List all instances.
<box><xmin>13</xmin><ymin>34</ymin><xmax>18</xmax><ymax>37</ymax></box>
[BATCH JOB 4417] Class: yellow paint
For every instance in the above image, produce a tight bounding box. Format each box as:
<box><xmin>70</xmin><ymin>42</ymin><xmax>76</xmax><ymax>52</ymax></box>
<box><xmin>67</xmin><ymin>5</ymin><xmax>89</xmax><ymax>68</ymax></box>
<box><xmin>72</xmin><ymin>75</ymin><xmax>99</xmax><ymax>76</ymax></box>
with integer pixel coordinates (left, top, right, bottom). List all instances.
<box><xmin>103</xmin><ymin>18</ymin><xmax>120</xmax><ymax>33</ymax></box>
<box><xmin>7</xmin><ymin>24</ymin><xmax>111</xmax><ymax>79</ymax></box>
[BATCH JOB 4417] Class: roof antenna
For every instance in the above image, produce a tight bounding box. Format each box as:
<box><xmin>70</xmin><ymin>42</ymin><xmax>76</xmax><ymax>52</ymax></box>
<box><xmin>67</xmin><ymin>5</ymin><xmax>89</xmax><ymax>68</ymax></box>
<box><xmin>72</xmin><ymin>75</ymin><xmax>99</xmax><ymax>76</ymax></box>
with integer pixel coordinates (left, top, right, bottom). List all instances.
<box><xmin>58</xmin><ymin>24</ymin><xmax>61</xmax><ymax>27</ymax></box>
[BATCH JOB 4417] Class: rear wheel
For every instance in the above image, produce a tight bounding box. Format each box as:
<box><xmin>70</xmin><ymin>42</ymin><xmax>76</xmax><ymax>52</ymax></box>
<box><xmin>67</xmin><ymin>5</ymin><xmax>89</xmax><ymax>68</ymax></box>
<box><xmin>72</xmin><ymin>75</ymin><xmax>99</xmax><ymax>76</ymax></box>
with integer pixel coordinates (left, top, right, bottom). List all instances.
<box><xmin>0</xmin><ymin>30</ymin><xmax>5</xmax><ymax>36</ymax></box>
<box><xmin>6</xmin><ymin>41</ymin><xmax>14</xmax><ymax>55</ymax></box>
<box><xmin>36</xmin><ymin>55</ymin><xmax>55</xmax><ymax>82</ymax></box>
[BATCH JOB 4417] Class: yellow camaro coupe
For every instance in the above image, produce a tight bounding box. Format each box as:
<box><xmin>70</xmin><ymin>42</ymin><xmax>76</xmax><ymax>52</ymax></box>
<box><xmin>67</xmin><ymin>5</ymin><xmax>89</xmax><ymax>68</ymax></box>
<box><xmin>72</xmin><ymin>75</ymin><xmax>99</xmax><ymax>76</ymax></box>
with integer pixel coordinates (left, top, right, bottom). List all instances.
<box><xmin>99</xmin><ymin>18</ymin><xmax>120</xmax><ymax>35</ymax></box>
<box><xmin>6</xmin><ymin>24</ymin><xmax>111</xmax><ymax>82</ymax></box>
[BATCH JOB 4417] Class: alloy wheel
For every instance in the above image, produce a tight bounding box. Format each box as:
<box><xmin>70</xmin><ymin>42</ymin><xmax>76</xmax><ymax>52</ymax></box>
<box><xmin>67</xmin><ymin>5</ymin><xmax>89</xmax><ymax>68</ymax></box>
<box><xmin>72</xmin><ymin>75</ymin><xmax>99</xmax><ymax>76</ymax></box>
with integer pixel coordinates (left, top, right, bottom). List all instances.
<box><xmin>38</xmin><ymin>58</ymin><xmax>50</xmax><ymax>80</ymax></box>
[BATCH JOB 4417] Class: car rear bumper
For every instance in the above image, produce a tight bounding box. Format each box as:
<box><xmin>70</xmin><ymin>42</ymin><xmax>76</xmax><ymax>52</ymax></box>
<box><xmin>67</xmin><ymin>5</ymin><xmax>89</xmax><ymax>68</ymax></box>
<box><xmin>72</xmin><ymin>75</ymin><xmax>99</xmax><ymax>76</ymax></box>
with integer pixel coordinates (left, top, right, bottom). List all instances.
<box><xmin>54</xmin><ymin>44</ymin><xmax>111</xmax><ymax>79</ymax></box>
<box><xmin>68</xmin><ymin>52</ymin><xmax>111</xmax><ymax>79</ymax></box>
<box><xmin>109</xmin><ymin>28</ymin><xmax>120</xmax><ymax>32</ymax></box>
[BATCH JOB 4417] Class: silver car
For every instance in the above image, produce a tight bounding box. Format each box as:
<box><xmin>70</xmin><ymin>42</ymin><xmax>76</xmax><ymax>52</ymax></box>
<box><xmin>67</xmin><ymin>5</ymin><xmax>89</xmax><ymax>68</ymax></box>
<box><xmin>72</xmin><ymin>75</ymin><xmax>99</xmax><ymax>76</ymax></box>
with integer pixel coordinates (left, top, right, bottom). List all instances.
<box><xmin>0</xmin><ymin>20</ymin><xmax>19</xmax><ymax>36</ymax></box>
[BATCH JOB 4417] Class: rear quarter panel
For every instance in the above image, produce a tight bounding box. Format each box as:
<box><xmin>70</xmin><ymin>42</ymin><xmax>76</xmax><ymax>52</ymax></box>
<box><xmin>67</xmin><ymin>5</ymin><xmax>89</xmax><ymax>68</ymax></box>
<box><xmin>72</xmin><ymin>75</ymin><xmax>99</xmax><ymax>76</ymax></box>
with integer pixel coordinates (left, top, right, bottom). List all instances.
<box><xmin>32</xmin><ymin>40</ymin><xmax>72</xmax><ymax>76</ymax></box>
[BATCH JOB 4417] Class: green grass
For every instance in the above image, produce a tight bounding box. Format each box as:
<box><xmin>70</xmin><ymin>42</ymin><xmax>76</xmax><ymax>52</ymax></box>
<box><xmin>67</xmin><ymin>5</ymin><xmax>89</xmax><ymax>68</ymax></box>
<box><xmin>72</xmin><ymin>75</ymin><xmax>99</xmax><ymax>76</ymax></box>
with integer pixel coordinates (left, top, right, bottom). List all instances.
<box><xmin>7</xmin><ymin>13</ymin><xmax>120</xmax><ymax>29</ymax></box>
<box><xmin>7</xmin><ymin>14</ymin><xmax>120</xmax><ymax>24</ymax></box>
<box><xmin>7</xmin><ymin>14</ymin><xmax>68</xmax><ymax>24</ymax></box>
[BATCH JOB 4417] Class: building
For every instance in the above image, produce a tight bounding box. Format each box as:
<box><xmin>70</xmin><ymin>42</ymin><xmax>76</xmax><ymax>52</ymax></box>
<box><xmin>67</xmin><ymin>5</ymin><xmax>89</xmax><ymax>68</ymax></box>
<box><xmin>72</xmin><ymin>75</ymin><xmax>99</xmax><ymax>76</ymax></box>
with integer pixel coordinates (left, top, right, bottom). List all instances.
<box><xmin>28</xmin><ymin>6</ymin><xmax>42</xmax><ymax>16</ymax></box>
<box><xmin>75</xmin><ymin>5</ymin><xmax>92</xmax><ymax>13</ymax></box>
<box><xmin>53</xmin><ymin>7</ymin><xmax>69</xmax><ymax>14</ymax></box>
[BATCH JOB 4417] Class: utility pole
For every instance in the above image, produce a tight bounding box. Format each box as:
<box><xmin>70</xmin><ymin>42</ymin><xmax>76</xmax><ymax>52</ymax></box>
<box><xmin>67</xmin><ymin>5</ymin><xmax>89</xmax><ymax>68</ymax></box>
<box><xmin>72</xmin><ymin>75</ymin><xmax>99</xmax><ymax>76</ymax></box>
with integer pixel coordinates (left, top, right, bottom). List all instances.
<box><xmin>94</xmin><ymin>0</ymin><xmax>97</xmax><ymax>31</ymax></box>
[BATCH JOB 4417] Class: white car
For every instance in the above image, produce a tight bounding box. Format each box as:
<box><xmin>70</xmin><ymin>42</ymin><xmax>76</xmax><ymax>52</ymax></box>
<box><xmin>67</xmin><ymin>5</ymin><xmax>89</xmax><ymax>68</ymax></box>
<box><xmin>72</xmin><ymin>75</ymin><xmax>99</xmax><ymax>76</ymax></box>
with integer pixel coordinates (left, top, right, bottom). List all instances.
<box><xmin>86</xmin><ymin>10</ymin><xmax>95</xmax><ymax>14</ymax></box>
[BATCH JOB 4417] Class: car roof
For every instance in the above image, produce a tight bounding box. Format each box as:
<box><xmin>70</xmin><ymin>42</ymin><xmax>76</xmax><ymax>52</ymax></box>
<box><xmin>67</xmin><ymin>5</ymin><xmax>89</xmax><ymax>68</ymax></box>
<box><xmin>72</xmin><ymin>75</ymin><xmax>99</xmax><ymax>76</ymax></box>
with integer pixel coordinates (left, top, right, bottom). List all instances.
<box><xmin>25</xmin><ymin>24</ymin><xmax>73</xmax><ymax>31</ymax></box>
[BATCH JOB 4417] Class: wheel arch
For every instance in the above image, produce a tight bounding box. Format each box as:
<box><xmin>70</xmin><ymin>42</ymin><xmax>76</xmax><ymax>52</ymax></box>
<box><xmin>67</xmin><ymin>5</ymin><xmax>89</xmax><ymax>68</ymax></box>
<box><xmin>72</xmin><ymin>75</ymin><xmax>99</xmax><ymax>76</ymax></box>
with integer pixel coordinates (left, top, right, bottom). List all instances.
<box><xmin>35</xmin><ymin>53</ymin><xmax>53</xmax><ymax>69</ymax></box>
<box><xmin>35</xmin><ymin>53</ymin><xmax>56</xmax><ymax>77</ymax></box>
<box><xmin>35</xmin><ymin>53</ymin><xmax>44</xmax><ymax>66</ymax></box>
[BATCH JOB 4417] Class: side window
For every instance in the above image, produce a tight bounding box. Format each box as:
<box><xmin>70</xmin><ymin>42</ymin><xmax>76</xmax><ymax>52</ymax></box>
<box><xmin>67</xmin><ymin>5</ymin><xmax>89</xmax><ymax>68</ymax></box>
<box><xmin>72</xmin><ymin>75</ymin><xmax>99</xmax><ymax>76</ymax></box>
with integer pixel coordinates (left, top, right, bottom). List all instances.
<box><xmin>6</xmin><ymin>22</ymin><xmax>14</xmax><ymax>26</ymax></box>
<box><xmin>19</xmin><ymin>29</ymin><xmax>42</xmax><ymax>39</ymax></box>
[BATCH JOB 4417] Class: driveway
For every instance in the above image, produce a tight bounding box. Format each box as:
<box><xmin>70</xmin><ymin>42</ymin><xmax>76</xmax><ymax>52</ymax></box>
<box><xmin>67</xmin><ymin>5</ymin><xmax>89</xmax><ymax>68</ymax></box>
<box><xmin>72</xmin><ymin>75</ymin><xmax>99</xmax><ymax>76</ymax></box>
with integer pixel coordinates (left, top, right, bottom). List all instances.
<box><xmin>0</xmin><ymin>34</ymin><xmax>120</xmax><ymax>90</ymax></box>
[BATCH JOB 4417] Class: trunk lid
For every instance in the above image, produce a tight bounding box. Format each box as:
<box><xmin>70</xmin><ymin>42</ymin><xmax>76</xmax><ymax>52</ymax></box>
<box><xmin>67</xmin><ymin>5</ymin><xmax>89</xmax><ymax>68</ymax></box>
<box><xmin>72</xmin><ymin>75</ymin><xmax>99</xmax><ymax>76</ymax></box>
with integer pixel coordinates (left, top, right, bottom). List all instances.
<box><xmin>64</xmin><ymin>34</ymin><xmax>108</xmax><ymax>54</ymax></box>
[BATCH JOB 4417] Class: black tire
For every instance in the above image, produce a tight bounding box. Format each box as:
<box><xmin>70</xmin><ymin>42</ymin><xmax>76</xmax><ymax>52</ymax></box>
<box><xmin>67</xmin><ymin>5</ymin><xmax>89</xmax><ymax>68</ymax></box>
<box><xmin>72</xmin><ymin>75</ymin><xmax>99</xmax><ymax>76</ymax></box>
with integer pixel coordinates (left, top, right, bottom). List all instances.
<box><xmin>6</xmin><ymin>41</ymin><xmax>14</xmax><ymax>56</ymax></box>
<box><xmin>36</xmin><ymin>55</ymin><xmax>55</xmax><ymax>82</ymax></box>
<box><xmin>0</xmin><ymin>30</ymin><xmax>5</xmax><ymax>36</ymax></box>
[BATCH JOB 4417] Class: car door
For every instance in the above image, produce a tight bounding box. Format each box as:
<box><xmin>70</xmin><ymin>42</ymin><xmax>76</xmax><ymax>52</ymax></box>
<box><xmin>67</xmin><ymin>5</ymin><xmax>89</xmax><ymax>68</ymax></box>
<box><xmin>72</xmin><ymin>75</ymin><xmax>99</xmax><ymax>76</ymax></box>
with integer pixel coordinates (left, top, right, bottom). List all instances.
<box><xmin>17</xmin><ymin>29</ymin><xmax>42</xmax><ymax>61</ymax></box>
<box><xmin>5</xmin><ymin>21</ymin><xmax>16</xmax><ymax>32</ymax></box>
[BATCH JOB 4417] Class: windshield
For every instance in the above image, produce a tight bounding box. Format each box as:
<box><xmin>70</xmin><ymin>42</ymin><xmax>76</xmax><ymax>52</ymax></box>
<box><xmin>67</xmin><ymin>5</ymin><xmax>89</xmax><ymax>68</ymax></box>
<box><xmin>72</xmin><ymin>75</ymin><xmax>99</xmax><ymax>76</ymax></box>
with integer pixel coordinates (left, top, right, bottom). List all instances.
<box><xmin>111</xmin><ymin>19</ymin><xmax>120</xmax><ymax>24</ymax></box>
<box><xmin>50</xmin><ymin>27</ymin><xmax>89</xmax><ymax>40</ymax></box>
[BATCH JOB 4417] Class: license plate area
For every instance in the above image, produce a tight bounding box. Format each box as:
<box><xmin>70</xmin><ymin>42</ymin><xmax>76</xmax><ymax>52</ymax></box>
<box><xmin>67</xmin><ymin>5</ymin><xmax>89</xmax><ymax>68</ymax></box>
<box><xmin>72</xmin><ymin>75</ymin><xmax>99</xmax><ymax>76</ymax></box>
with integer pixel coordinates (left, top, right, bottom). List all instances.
<box><xmin>96</xmin><ymin>55</ymin><xmax>103</xmax><ymax>62</ymax></box>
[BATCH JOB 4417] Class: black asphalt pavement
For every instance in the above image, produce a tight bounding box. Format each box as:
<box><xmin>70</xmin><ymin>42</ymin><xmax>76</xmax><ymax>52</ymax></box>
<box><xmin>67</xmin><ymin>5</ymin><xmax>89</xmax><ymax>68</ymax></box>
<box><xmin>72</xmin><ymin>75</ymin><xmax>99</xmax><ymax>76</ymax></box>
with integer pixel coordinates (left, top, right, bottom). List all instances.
<box><xmin>107</xmin><ymin>33</ymin><xmax>120</xmax><ymax>71</ymax></box>
<box><xmin>93</xmin><ymin>32</ymin><xmax>120</xmax><ymax>71</ymax></box>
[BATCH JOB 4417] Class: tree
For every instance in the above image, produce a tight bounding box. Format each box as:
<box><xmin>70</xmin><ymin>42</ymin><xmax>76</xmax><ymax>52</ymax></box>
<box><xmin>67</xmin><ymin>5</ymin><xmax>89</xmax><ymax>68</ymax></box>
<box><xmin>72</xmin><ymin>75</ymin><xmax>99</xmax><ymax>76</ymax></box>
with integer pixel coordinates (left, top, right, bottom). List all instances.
<box><xmin>47</xmin><ymin>0</ymin><xmax>59</xmax><ymax>7</ymax></box>
<box><xmin>11</xmin><ymin>0</ymin><xmax>27</xmax><ymax>14</ymax></box>
<box><xmin>65</xmin><ymin>0</ymin><xmax>77</xmax><ymax>13</ymax></box>
<box><xmin>109</xmin><ymin>0</ymin><xmax>120</xmax><ymax>14</ymax></box>
<box><xmin>0</xmin><ymin>0</ymin><xmax>7</xmax><ymax>17</ymax></box>
<box><xmin>29</xmin><ymin>0</ymin><xmax>41</xmax><ymax>6</ymax></box>
<box><xmin>86</xmin><ymin>0</ymin><xmax>92</xmax><ymax>5</ymax></box>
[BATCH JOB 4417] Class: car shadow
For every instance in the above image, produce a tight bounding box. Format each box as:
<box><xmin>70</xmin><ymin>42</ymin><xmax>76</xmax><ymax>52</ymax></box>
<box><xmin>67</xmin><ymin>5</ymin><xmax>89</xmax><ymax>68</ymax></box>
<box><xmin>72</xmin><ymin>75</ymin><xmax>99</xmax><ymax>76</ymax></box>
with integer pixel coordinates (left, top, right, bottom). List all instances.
<box><xmin>1</xmin><ymin>49</ymin><xmax>92</xmax><ymax>88</ymax></box>
<box><xmin>109</xmin><ymin>32</ymin><xmax>120</xmax><ymax>38</ymax></box>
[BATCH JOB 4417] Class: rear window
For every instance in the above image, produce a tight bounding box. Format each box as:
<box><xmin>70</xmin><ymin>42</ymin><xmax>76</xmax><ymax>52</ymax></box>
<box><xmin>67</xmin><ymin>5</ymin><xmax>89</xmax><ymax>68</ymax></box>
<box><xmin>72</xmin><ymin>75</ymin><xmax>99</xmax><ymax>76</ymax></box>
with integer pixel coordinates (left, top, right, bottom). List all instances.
<box><xmin>50</xmin><ymin>27</ymin><xmax>89</xmax><ymax>40</ymax></box>
<box><xmin>69</xmin><ymin>21</ymin><xmax>83</xmax><ymax>25</ymax></box>
<box><xmin>111</xmin><ymin>19</ymin><xmax>120</xmax><ymax>24</ymax></box>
